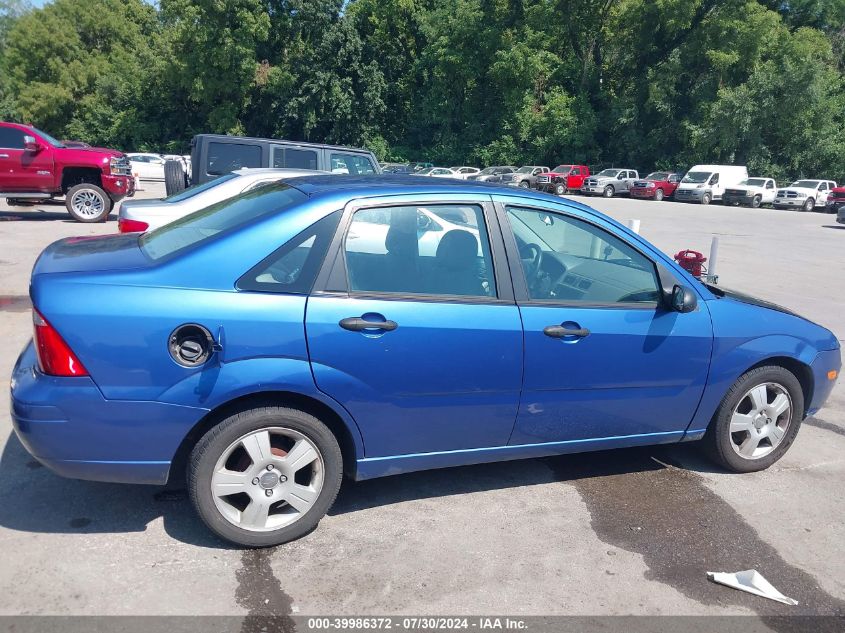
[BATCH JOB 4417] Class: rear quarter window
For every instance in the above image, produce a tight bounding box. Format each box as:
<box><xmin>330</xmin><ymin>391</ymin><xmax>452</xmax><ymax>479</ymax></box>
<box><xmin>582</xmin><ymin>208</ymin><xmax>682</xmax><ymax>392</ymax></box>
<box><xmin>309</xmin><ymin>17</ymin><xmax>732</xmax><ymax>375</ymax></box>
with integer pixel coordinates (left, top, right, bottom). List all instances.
<box><xmin>140</xmin><ymin>182</ymin><xmax>307</xmax><ymax>261</ymax></box>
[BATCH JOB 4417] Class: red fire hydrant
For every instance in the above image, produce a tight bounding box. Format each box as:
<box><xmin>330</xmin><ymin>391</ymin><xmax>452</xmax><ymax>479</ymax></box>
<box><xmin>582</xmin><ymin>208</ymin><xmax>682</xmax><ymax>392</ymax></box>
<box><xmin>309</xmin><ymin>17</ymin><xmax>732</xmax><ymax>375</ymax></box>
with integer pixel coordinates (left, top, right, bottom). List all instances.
<box><xmin>673</xmin><ymin>249</ymin><xmax>707</xmax><ymax>278</ymax></box>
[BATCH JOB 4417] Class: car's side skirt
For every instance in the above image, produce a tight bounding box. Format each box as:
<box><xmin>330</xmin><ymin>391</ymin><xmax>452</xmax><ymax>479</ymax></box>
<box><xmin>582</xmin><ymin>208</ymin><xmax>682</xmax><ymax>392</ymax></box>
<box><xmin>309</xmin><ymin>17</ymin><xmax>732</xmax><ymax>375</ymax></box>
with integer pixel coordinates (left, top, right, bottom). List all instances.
<box><xmin>354</xmin><ymin>429</ymin><xmax>707</xmax><ymax>480</ymax></box>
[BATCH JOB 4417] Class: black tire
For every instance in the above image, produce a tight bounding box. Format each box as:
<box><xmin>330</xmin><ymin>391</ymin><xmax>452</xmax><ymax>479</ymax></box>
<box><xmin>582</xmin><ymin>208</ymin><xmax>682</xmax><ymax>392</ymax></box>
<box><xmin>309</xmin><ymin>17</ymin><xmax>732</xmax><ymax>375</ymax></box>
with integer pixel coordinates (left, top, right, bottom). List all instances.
<box><xmin>703</xmin><ymin>365</ymin><xmax>804</xmax><ymax>473</ymax></box>
<box><xmin>751</xmin><ymin>195</ymin><xmax>761</xmax><ymax>209</ymax></box>
<box><xmin>65</xmin><ymin>183</ymin><xmax>112</xmax><ymax>222</ymax></box>
<box><xmin>164</xmin><ymin>160</ymin><xmax>187</xmax><ymax>196</ymax></box>
<box><xmin>802</xmin><ymin>197</ymin><xmax>815</xmax><ymax>212</ymax></box>
<box><xmin>654</xmin><ymin>188</ymin><xmax>664</xmax><ymax>202</ymax></box>
<box><xmin>554</xmin><ymin>183</ymin><xmax>566</xmax><ymax>196</ymax></box>
<box><xmin>701</xmin><ymin>193</ymin><xmax>711</xmax><ymax>205</ymax></box>
<box><xmin>603</xmin><ymin>185</ymin><xmax>615</xmax><ymax>198</ymax></box>
<box><xmin>518</xmin><ymin>180</ymin><xmax>529</xmax><ymax>188</ymax></box>
<box><xmin>188</xmin><ymin>406</ymin><xmax>343</xmax><ymax>547</ymax></box>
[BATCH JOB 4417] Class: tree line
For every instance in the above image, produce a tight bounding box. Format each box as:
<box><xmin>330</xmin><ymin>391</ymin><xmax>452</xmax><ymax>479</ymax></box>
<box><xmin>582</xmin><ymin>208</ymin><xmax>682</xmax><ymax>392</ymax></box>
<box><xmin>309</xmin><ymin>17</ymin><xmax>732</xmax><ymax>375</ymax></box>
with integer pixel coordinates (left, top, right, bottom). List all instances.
<box><xmin>1</xmin><ymin>0</ymin><xmax>844</xmax><ymax>183</ymax></box>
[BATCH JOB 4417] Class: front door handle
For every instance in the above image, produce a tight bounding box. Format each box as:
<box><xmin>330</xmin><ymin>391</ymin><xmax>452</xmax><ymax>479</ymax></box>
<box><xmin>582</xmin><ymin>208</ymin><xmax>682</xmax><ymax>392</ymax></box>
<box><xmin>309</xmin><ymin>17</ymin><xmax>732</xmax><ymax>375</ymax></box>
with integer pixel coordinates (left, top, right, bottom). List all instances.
<box><xmin>0</xmin><ymin>154</ymin><xmax>9</xmax><ymax>158</ymax></box>
<box><xmin>339</xmin><ymin>317</ymin><xmax>398</xmax><ymax>332</ymax></box>
<box><xmin>543</xmin><ymin>325</ymin><xmax>590</xmax><ymax>338</ymax></box>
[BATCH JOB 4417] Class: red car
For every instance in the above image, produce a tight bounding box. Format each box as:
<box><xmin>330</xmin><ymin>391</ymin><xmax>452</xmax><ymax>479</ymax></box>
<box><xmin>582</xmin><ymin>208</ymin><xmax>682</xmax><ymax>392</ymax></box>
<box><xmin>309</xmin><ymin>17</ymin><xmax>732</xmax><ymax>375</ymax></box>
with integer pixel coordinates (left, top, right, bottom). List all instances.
<box><xmin>0</xmin><ymin>122</ymin><xmax>134</xmax><ymax>222</ymax></box>
<box><xmin>536</xmin><ymin>164</ymin><xmax>590</xmax><ymax>195</ymax></box>
<box><xmin>630</xmin><ymin>171</ymin><xmax>682</xmax><ymax>201</ymax></box>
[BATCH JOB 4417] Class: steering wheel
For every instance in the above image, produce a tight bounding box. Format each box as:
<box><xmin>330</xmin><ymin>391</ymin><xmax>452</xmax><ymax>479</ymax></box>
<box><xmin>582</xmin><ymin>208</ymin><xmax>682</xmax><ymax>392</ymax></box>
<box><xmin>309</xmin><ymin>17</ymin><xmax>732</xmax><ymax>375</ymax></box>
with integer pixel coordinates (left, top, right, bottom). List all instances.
<box><xmin>519</xmin><ymin>243</ymin><xmax>544</xmax><ymax>282</ymax></box>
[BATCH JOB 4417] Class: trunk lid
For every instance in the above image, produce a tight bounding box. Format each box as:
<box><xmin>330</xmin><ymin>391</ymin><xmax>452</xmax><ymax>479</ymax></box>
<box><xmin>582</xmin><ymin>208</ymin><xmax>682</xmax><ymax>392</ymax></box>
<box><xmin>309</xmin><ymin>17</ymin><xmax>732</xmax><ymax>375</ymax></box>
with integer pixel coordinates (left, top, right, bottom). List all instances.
<box><xmin>33</xmin><ymin>233</ymin><xmax>150</xmax><ymax>276</ymax></box>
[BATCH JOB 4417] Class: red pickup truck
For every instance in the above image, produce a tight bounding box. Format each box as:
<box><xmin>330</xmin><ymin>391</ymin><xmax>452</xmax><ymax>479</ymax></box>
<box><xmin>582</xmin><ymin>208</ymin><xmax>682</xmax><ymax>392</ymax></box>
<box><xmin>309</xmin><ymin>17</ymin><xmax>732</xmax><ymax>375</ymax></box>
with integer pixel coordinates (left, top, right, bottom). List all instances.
<box><xmin>629</xmin><ymin>171</ymin><xmax>682</xmax><ymax>201</ymax></box>
<box><xmin>0</xmin><ymin>122</ymin><xmax>134</xmax><ymax>222</ymax></box>
<box><xmin>536</xmin><ymin>164</ymin><xmax>590</xmax><ymax>195</ymax></box>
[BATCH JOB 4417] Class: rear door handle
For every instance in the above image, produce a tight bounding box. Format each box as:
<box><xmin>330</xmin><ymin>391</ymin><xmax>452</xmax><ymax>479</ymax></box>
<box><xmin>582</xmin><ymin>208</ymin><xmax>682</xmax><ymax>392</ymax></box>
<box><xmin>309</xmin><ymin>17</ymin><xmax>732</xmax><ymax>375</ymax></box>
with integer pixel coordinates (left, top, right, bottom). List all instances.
<box><xmin>339</xmin><ymin>317</ymin><xmax>398</xmax><ymax>332</ymax></box>
<box><xmin>543</xmin><ymin>325</ymin><xmax>590</xmax><ymax>338</ymax></box>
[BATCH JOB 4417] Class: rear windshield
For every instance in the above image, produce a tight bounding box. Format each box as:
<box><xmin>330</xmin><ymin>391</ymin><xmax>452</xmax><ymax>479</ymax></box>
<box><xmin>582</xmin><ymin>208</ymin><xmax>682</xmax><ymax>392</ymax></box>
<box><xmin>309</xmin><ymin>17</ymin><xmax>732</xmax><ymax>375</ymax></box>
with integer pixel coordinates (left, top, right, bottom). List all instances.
<box><xmin>164</xmin><ymin>172</ymin><xmax>239</xmax><ymax>203</ymax></box>
<box><xmin>140</xmin><ymin>182</ymin><xmax>307</xmax><ymax>260</ymax></box>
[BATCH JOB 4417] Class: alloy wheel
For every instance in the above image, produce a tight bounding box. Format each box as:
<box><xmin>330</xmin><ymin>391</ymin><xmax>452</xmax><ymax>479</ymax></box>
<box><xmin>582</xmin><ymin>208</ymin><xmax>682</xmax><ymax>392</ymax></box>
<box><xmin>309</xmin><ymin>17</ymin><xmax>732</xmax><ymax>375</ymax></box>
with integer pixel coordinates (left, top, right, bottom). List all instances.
<box><xmin>728</xmin><ymin>383</ymin><xmax>792</xmax><ymax>460</ymax></box>
<box><xmin>70</xmin><ymin>189</ymin><xmax>105</xmax><ymax>218</ymax></box>
<box><xmin>211</xmin><ymin>427</ymin><xmax>324</xmax><ymax>531</ymax></box>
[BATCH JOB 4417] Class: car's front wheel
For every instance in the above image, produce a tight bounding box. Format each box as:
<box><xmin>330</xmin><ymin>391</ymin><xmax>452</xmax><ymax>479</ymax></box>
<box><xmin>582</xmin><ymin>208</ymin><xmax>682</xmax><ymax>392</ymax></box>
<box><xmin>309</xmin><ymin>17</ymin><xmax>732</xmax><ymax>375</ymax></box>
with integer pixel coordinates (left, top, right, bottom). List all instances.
<box><xmin>803</xmin><ymin>197</ymin><xmax>815</xmax><ymax>212</ymax></box>
<box><xmin>189</xmin><ymin>406</ymin><xmax>343</xmax><ymax>547</ymax></box>
<box><xmin>603</xmin><ymin>185</ymin><xmax>615</xmax><ymax>198</ymax></box>
<box><xmin>703</xmin><ymin>365</ymin><xmax>804</xmax><ymax>473</ymax></box>
<box><xmin>65</xmin><ymin>183</ymin><xmax>112</xmax><ymax>222</ymax></box>
<box><xmin>554</xmin><ymin>183</ymin><xmax>566</xmax><ymax>195</ymax></box>
<box><xmin>654</xmin><ymin>188</ymin><xmax>664</xmax><ymax>202</ymax></box>
<box><xmin>751</xmin><ymin>195</ymin><xmax>762</xmax><ymax>208</ymax></box>
<box><xmin>701</xmin><ymin>193</ymin><xmax>711</xmax><ymax>205</ymax></box>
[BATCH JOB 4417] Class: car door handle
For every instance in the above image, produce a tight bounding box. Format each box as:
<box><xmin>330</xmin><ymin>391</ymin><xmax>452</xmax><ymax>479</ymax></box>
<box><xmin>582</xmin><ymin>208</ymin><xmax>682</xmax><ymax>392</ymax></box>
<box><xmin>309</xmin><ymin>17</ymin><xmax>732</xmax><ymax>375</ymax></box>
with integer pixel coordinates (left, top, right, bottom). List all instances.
<box><xmin>0</xmin><ymin>154</ymin><xmax>9</xmax><ymax>158</ymax></box>
<box><xmin>543</xmin><ymin>325</ymin><xmax>590</xmax><ymax>338</ymax></box>
<box><xmin>339</xmin><ymin>317</ymin><xmax>398</xmax><ymax>332</ymax></box>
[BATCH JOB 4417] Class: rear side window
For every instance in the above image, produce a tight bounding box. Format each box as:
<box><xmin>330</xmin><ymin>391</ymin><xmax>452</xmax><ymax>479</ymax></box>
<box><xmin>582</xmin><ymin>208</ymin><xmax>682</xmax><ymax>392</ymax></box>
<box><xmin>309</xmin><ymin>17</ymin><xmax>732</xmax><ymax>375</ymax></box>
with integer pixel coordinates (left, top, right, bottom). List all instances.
<box><xmin>207</xmin><ymin>142</ymin><xmax>261</xmax><ymax>176</ymax></box>
<box><xmin>331</xmin><ymin>153</ymin><xmax>376</xmax><ymax>175</ymax></box>
<box><xmin>238</xmin><ymin>211</ymin><xmax>341</xmax><ymax>294</ymax></box>
<box><xmin>140</xmin><ymin>183</ymin><xmax>307</xmax><ymax>261</ymax></box>
<box><xmin>272</xmin><ymin>146</ymin><xmax>319</xmax><ymax>170</ymax></box>
<box><xmin>0</xmin><ymin>127</ymin><xmax>26</xmax><ymax>149</ymax></box>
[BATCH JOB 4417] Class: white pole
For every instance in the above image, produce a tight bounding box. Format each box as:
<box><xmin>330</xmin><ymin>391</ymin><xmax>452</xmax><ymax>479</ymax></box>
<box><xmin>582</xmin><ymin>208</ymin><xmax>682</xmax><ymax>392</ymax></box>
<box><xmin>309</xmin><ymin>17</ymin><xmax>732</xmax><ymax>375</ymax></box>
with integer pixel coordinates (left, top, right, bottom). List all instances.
<box><xmin>709</xmin><ymin>236</ymin><xmax>720</xmax><ymax>281</ymax></box>
<box><xmin>627</xmin><ymin>219</ymin><xmax>640</xmax><ymax>234</ymax></box>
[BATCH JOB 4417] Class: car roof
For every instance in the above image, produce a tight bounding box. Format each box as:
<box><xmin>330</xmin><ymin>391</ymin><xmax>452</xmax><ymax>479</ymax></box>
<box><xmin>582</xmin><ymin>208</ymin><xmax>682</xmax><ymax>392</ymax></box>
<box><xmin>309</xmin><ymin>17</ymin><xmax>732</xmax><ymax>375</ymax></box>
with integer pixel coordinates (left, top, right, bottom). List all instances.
<box><xmin>280</xmin><ymin>174</ymin><xmax>574</xmax><ymax>202</ymax></box>
<box><xmin>195</xmin><ymin>133</ymin><xmax>374</xmax><ymax>154</ymax></box>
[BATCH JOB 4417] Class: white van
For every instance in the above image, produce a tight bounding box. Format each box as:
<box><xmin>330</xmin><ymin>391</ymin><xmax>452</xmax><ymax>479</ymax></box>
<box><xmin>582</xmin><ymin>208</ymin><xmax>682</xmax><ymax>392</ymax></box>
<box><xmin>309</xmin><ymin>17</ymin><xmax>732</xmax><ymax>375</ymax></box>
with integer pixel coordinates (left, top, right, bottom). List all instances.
<box><xmin>674</xmin><ymin>164</ymin><xmax>748</xmax><ymax>205</ymax></box>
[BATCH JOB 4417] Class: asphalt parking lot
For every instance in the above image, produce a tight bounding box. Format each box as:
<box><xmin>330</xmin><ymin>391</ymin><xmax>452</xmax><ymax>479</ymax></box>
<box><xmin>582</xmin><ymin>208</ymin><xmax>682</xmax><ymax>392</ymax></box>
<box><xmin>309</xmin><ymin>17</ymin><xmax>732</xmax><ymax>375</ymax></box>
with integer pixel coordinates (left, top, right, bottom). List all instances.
<box><xmin>0</xmin><ymin>184</ymin><xmax>843</xmax><ymax>622</ymax></box>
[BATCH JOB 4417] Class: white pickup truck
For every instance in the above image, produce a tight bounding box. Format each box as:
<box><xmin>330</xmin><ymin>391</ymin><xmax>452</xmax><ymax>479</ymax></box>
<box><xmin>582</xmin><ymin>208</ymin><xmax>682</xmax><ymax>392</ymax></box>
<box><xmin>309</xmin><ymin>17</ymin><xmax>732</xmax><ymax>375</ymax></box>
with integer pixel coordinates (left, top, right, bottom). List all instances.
<box><xmin>774</xmin><ymin>179</ymin><xmax>838</xmax><ymax>212</ymax></box>
<box><xmin>722</xmin><ymin>177</ymin><xmax>778</xmax><ymax>208</ymax></box>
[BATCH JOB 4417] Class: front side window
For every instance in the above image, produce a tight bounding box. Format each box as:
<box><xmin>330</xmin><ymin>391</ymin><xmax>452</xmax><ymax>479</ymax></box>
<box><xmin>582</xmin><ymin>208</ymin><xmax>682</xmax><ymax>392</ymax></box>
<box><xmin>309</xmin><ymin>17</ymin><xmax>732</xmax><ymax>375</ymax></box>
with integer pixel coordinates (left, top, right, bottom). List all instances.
<box><xmin>0</xmin><ymin>127</ymin><xmax>27</xmax><ymax>149</ymax></box>
<box><xmin>331</xmin><ymin>153</ymin><xmax>376</xmax><ymax>175</ymax></box>
<box><xmin>272</xmin><ymin>146</ymin><xmax>319</xmax><ymax>170</ymax></box>
<box><xmin>344</xmin><ymin>204</ymin><xmax>496</xmax><ymax>298</ymax></box>
<box><xmin>505</xmin><ymin>206</ymin><xmax>660</xmax><ymax>305</ymax></box>
<box><xmin>207</xmin><ymin>142</ymin><xmax>261</xmax><ymax>176</ymax></box>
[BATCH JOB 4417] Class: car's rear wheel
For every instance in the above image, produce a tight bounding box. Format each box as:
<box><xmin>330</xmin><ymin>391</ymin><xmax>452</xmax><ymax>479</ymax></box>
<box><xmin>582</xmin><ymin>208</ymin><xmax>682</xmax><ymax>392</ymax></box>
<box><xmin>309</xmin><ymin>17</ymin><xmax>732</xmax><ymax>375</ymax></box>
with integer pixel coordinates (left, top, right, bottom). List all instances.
<box><xmin>65</xmin><ymin>183</ymin><xmax>112</xmax><ymax>222</ymax></box>
<box><xmin>188</xmin><ymin>406</ymin><xmax>343</xmax><ymax>547</ymax></box>
<box><xmin>802</xmin><ymin>197</ymin><xmax>815</xmax><ymax>212</ymax></box>
<box><xmin>603</xmin><ymin>185</ymin><xmax>615</xmax><ymax>198</ymax></box>
<box><xmin>703</xmin><ymin>366</ymin><xmax>804</xmax><ymax>473</ymax></box>
<box><xmin>654</xmin><ymin>188</ymin><xmax>664</xmax><ymax>202</ymax></box>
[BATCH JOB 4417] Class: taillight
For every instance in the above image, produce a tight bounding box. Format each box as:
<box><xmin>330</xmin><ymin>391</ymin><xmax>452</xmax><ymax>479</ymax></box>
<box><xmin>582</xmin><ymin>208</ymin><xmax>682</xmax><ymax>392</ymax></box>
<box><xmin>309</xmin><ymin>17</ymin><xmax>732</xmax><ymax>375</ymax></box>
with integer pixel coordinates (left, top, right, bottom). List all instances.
<box><xmin>118</xmin><ymin>217</ymin><xmax>149</xmax><ymax>233</ymax></box>
<box><xmin>33</xmin><ymin>310</ymin><xmax>88</xmax><ymax>377</ymax></box>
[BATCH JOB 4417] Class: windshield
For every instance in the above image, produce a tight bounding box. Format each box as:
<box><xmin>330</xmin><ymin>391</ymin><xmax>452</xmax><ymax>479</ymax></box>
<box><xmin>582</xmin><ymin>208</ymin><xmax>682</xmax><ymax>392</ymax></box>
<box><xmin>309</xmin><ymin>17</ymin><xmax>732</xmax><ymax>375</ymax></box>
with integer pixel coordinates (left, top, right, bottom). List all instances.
<box><xmin>553</xmin><ymin>165</ymin><xmax>572</xmax><ymax>173</ymax></box>
<box><xmin>164</xmin><ymin>172</ymin><xmax>239</xmax><ymax>203</ymax></box>
<box><xmin>418</xmin><ymin>167</ymin><xmax>434</xmax><ymax>175</ymax></box>
<box><xmin>140</xmin><ymin>182</ymin><xmax>307</xmax><ymax>260</ymax></box>
<box><xmin>30</xmin><ymin>126</ymin><xmax>65</xmax><ymax>148</ymax></box>
<box><xmin>742</xmin><ymin>178</ymin><xmax>766</xmax><ymax>187</ymax></box>
<box><xmin>645</xmin><ymin>172</ymin><xmax>668</xmax><ymax>180</ymax></box>
<box><xmin>682</xmin><ymin>171</ymin><xmax>711</xmax><ymax>184</ymax></box>
<box><xmin>517</xmin><ymin>167</ymin><xmax>534</xmax><ymax>174</ymax></box>
<box><xmin>596</xmin><ymin>169</ymin><xmax>621</xmax><ymax>177</ymax></box>
<box><xmin>791</xmin><ymin>180</ymin><xmax>820</xmax><ymax>188</ymax></box>
<box><xmin>478</xmin><ymin>167</ymin><xmax>497</xmax><ymax>175</ymax></box>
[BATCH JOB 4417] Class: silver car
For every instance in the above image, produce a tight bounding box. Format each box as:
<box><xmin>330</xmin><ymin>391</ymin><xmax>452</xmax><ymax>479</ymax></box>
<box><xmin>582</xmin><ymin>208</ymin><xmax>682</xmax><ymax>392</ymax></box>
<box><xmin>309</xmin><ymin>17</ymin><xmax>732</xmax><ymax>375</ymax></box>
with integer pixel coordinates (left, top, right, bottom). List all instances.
<box><xmin>580</xmin><ymin>169</ymin><xmax>639</xmax><ymax>197</ymax></box>
<box><xmin>118</xmin><ymin>168</ymin><xmax>323</xmax><ymax>232</ymax></box>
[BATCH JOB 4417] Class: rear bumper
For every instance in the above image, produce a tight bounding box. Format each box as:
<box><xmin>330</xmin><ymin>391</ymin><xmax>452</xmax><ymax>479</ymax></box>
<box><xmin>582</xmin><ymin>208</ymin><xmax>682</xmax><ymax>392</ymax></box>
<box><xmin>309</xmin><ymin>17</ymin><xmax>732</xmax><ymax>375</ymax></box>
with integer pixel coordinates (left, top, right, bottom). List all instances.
<box><xmin>101</xmin><ymin>174</ymin><xmax>136</xmax><ymax>202</ymax></box>
<box><xmin>808</xmin><ymin>348</ymin><xmax>841</xmax><ymax>416</ymax></box>
<box><xmin>10</xmin><ymin>341</ymin><xmax>206</xmax><ymax>485</ymax></box>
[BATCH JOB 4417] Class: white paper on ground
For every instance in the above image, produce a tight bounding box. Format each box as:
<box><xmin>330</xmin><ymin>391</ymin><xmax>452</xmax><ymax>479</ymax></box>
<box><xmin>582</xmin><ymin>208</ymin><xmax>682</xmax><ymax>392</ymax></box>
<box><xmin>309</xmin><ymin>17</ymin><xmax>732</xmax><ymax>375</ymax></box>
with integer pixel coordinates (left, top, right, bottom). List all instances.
<box><xmin>706</xmin><ymin>569</ymin><xmax>798</xmax><ymax>605</ymax></box>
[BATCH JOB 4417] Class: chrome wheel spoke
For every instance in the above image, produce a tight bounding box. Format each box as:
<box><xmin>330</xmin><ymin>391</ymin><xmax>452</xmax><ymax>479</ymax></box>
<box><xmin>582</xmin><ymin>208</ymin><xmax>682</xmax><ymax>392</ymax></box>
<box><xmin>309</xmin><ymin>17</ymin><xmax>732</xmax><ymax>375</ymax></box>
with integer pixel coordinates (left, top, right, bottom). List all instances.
<box><xmin>241</xmin><ymin>430</ymin><xmax>272</xmax><ymax>466</ymax></box>
<box><xmin>769</xmin><ymin>393</ymin><xmax>790</xmax><ymax>418</ymax></box>
<box><xmin>284</xmin><ymin>484</ymin><xmax>318</xmax><ymax>513</ymax></box>
<box><xmin>748</xmin><ymin>385</ymin><xmax>769</xmax><ymax>411</ymax></box>
<box><xmin>211</xmin><ymin>469</ymin><xmax>251</xmax><ymax>497</ymax></box>
<box><xmin>730</xmin><ymin>412</ymin><xmax>755</xmax><ymax>433</ymax></box>
<box><xmin>240</xmin><ymin>497</ymin><xmax>272</xmax><ymax>529</ymax></box>
<box><xmin>282</xmin><ymin>439</ymin><xmax>319</xmax><ymax>471</ymax></box>
<box><xmin>770</xmin><ymin>424</ymin><xmax>786</xmax><ymax>444</ymax></box>
<box><xmin>739</xmin><ymin>434</ymin><xmax>761</xmax><ymax>458</ymax></box>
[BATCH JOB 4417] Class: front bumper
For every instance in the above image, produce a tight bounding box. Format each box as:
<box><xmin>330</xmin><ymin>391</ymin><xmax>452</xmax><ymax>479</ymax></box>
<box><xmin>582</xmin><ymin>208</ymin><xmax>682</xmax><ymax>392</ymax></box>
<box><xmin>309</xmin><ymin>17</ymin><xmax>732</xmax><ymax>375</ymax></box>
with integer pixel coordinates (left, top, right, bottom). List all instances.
<box><xmin>674</xmin><ymin>188</ymin><xmax>707</xmax><ymax>202</ymax></box>
<box><xmin>581</xmin><ymin>185</ymin><xmax>605</xmax><ymax>195</ymax></box>
<box><xmin>101</xmin><ymin>173</ymin><xmax>136</xmax><ymax>202</ymax></box>
<box><xmin>773</xmin><ymin>197</ymin><xmax>807</xmax><ymax>208</ymax></box>
<box><xmin>722</xmin><ymin>193</ymin><xmax>755</xmax><ymax>206</ymax></box>
<box><xmin>808</xmin><ymin>347</ymin><xmax>841</xmax><ymax>416</ymax></box>
<box><xmin>10</xmin><ymin>341</ymin><xmax>206</xmax><ymax>485</ymax></box>
<box><xmin>630</xmin><ymin>188</ymin><xmax>656</xmax><ymax>199</ymax></box>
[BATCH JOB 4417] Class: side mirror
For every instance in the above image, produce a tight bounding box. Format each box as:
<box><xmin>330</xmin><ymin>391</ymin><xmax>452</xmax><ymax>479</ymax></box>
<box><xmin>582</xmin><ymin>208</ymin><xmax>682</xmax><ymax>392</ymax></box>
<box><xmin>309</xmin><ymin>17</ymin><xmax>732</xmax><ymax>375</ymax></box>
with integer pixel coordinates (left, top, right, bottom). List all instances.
<box><xmin>23</xmin><ymin>135</ymin><xmax>39</xmax><ymax>152</ymax></box>
<box><xmin>671</xmin><ymin>285</ymin><xmax>698</xmax><ymax>313</ymax></box>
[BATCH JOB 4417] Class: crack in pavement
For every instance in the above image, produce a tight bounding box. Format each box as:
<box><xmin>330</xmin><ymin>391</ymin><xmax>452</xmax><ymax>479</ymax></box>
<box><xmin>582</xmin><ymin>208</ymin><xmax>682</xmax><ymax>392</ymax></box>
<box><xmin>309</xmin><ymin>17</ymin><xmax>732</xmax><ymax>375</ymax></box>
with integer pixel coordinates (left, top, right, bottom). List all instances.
<box><xmin>236</xmin><ymin>548</ymin><xmax>295</xmax><ymax>633</ymax></box>
<box><xmin>546</xmin><ymin>447</ymin><xmax>845</xmax><ymax>632</ymax></box>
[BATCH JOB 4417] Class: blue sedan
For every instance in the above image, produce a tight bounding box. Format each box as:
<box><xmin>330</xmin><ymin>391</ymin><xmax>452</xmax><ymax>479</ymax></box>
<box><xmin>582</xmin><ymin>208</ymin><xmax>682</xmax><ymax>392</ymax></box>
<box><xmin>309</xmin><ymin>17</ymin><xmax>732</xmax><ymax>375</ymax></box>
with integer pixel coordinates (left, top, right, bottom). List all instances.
<box><xmin>11</xmin><ymin>175</ymin><xmax>840</xmax><ymax>546</ymax></box>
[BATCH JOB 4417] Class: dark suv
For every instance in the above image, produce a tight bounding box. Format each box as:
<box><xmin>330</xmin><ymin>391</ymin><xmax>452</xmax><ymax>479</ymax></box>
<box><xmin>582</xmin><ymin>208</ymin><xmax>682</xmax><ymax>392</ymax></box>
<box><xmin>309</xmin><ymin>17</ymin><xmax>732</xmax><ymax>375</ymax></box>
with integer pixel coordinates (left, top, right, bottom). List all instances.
<box><xmin>165</xmin><ymin>134</ymin><xmax>381</xmax><ymax>195</ymax></box>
